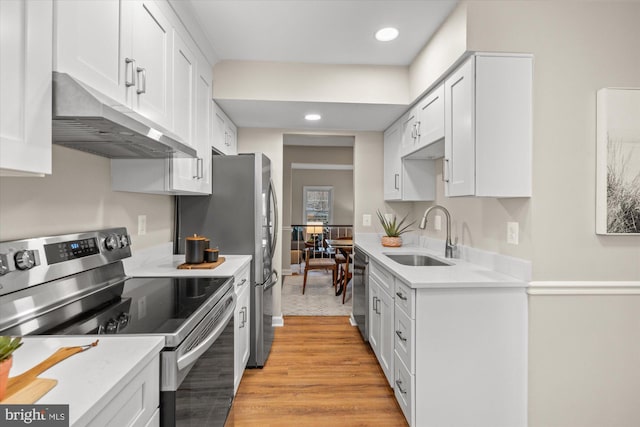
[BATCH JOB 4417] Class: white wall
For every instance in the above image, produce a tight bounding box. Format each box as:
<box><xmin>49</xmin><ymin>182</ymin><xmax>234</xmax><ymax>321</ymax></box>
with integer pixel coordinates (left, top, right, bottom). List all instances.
<box><xmin>213</xmin><ymin>61</ymin><xmax>410</xmax><ymax>105</ymax></box>
<box><xmin>0</xmin><ymin>145</ymin><xmax>174</xmax><ymax>249</ymax></box>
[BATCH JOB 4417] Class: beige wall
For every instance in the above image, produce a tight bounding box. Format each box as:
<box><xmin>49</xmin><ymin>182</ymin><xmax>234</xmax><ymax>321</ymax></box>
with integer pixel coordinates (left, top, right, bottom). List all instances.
<box><xmin>0</xmin><ymin>145</ymin><xmax>173</xmax><ymax>249</ymax></box>
<box><xmin>213</xmin><ymin>61</ymin><xmax>410</xmax><ymax>105</ymax></box>
<box><xmin>290</xmin><ymin>169</ymin><xmax>354</xmax><ymax>224</ymax></box>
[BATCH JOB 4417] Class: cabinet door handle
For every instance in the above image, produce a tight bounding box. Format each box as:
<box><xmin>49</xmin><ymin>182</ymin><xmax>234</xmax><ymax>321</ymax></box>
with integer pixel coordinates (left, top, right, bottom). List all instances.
<box><xmin>136</xmin><ymin>67</ymin><xmax>147</xmax><ymax>94</ymax></box>
<box><xmin>443</xmin><ymin>158</ymin><xmax>450</xmax><ymax>183</ymax></box>
<box><xmin>193</xmin><ymin>158</ymin><xmax>200</xmax><ymax>179</ymax></box>
<box><xmin>372</xmin><ymin>296</ymin><xmax>379</xmax><ymax>314</ymax></box>
<box><xmin>395</xmin><ymin>291</ymin><xmax>407</xmax><ymax>301</ymax></box>
<box><xmin>395</xmin><ymin>330</ymin><xmax>407</xmax><ymax>342</ymax></box>
<box><xmin>198</xmin><ymin>158</ymin><xmax>203</xmax><ymax>179</ymax></box>
<box><xmin>394</xmin><ymin>173</ymin><xmax>399</xmax><ymax>190</ymax></box>
<box><xmin>395</xmin><ymin>380</ymin><xmax>408</xmax><ymax>395</ymax></box>
<box><xmin>238</xmin><ymin>278</ymin><xmax>247</xmax><ymax>287</ymax></box>
<box><xmin>125</xmin><ymin>58</ymin><xmax>136</xmax><ymax>87</ymax></box>
<box><xmin>243</xmin><ymin>307</ymin><xmax>248</xmax><ymax>328</ymax></box>
<box><xmin>415</xmin><ymin>121</ymin><xmax>421</xmax><ymax>138</ymax></box>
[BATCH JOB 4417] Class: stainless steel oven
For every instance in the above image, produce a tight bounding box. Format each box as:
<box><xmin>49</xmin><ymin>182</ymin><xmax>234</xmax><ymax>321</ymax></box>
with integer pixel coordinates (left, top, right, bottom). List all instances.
<box><xmin>0</xmin><ymin>228</ymin><xmax>236</xmax><ymax>427</ymax></box>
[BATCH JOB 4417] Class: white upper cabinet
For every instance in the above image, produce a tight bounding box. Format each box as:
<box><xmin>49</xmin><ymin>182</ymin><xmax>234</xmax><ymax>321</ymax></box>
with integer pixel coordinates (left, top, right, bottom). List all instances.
<box><xmin>0</xmin><ymin>0</ymin><xmax>52</xmax><ymax>176</ymax></box>
<box><xmin>383</xmin><ymin>120</ymin><xmax>402</xmax><ymax>201</ymax></box>
<box><xmin>212</xmin><ymin>103</ymin><xmax>238</xmax><ymax>156</ymax></box>
<box><xmin>55</xmin><ymin>0</ymin><xmax>172</xmax><ymax>131</ymax></box>
<box><xmin>402</xmin><ymin>83</ymin><xmax>445</xmax><ymax>158</ymax></box>
<box><xmin>444</xmin><ymin>54</ymin><xmax>533</xmax><ymax>197</ymax></box>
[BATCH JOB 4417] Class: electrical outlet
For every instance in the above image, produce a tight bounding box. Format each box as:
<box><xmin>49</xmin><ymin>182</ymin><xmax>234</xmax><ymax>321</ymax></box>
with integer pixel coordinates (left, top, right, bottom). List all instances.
<box><xmin>507</xmin><ymin>222</ymin><xmax>519</xmax><ymax>245</ymax></box>
<box><xmin>138</xmin><ymin>215</ymin><xmax>147</xmax><ymax>236</ymax></box>
<box><xmin>363</xmin><ymin>214</ymin><xmax>371</xmax><ymax>227</ymax></box>
<box><xmin>434</xmin><ymin>215</ymin><xmax>442</xmax><ymax>231</ymax></box>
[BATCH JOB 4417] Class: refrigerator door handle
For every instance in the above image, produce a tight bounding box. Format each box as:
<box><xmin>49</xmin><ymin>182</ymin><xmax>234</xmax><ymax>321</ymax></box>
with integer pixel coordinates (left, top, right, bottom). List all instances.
<box><xmin>269</xmin><ymin>178</ymin><xmax>279</xmax><ymax>258</ymax></box>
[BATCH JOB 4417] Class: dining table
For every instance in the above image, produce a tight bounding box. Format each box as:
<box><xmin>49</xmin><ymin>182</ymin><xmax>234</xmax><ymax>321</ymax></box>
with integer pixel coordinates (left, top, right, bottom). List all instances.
<box><xmin>325</xmin><ymin>239</ymin><xmax>353</xmax><ymax>303</ymax></box>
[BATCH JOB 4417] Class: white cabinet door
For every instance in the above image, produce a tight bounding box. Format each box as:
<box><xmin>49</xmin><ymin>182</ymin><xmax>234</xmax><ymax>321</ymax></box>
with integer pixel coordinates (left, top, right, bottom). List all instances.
<box><xmin>234</xmin><ymin>277</ymin><xmax>250</xmax><ymax>394</ymax></box>
<box><xmin>225</xmin><ymin>121</ymin><xmax>238</xmax><ymax>155</ymax></box>
<box><xmin>415</xmin><ymin>83</ymin><xmax>445</xmax><ymax>151</ymax></box>
<box><xmin>212</xmin><ymin>102</ymin><xmax>238</xmax><ymax>155</ymax></box>
<box><xmin>369</xmin><ymin>275</ymin><xmax>394</xmax><ymax>387</ymax></box>
<box><xmin>383</xmin><ymin>120</ymin><xmax>402</xmax><ymax>201</ymax></box>
<box><xmin>400</xmin><ymin>108</ymin><xmax>418</xmax><ymax>157</ymax></box>
<box><xmin>444</xmin><ymin>56</ymin><xmax>475</xmax><ymax>197</ymax></box>
<box><xmin>192</xmin><ymin>52</ymin><xmax>213</xmax><ymax>194</ymax></box>
<box><xmin>0</xmin><ymin>0</ymin><xmax>52</xmax><ymax>176</ymax></box>
<box><xmin>130</xmin><ymin>0</ymin><xmax>172</xmax><ymax>130</ymax></box>
<box><xmin>54</xmin><ymin>0</ymin><xmax>133</xmax><ymax>107</ymax></box>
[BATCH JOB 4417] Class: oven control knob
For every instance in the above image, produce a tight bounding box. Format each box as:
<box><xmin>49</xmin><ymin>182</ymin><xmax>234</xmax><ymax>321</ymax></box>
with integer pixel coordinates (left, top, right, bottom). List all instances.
<box><xmin>104</xmin><ymin>234</ymin><xmax>119</xmax><ymax>251</ymax></box>
<box><xmin>14</xmin><ymin>250</ymin><xmax>36</xmax><ymax>270</ymax></box>
<box><xmin>119</xmin><ymin>234</ymin><xmax>130</xmax><ymax>248</ymax></box>
<box><xmin>117</xmin><ymin>313</ymin><xmax>130</xmax><ymax>329</ymax></box>
<box><xmin>105</xmin><ymin>319</ymin><xmax>118</xmax><ymax>334</ymax></box>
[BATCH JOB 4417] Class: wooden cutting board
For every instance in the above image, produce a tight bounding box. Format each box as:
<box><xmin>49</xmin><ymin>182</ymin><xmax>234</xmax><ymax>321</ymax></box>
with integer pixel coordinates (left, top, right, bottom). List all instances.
<box><xmin>0</xmin><ymin>378</ymin><xmax>57</xmax><ymax>404</ymax></box>
<box><xmin>177</xmin><ymin>257</ymin><xmax>226</xmax><ymax>269</ymax></box>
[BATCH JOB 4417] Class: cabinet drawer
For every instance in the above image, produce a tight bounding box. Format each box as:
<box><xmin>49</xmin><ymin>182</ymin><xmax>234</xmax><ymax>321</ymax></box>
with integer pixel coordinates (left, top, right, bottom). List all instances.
<box><xmin>394</xmin><ymin>305</ymin><xmax>415</xmax><ymax>373</ymax></box>
<box><xmin>394</xmin><ymin>280</ymin><xmax>415</xmax><ymax>318</ymax></box>
<box><xmin>370</xmin><ymin>261</ymin><xmax>394</xmax><ymax>294</ymax></box>
<box><xmin>394</xmin><ymin>353</ymin><xmax>414</xmax><ymax>426</ymax></box>
<box><xmin>234</xmin><ymin>264</ymin><xmax>250</xmax><ymax>293</ymax></box>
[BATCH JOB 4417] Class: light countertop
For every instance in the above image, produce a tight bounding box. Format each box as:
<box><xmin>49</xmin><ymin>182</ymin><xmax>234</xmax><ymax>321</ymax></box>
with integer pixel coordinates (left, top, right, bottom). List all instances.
<box><xmin>127</xmin><ymin>254</ymin><xmax>252</xmax><ymax>278</ymax></box>
<box><xmin>355</xmin><ymin>234</ymin><xmax>527</xmax><ymax>289</ymax></box>
<box><xmin>9</xmin><ymin>336</ymin><xmax>164</xmax><ymax>426</ymax></box>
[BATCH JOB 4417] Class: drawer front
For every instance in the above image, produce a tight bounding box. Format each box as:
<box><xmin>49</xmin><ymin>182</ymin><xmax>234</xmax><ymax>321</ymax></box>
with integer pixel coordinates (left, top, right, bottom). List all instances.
<box><xmin>370</xmin><ymin>260</ymin><xmax>394</xmax><ymax>294</ymax></box>
<box><xmin>394</xmin><ymin>280</ymin><xmax>415</xmax><ymax>318</ymax></box>
<box><xmin>394</xmin><ymin>305</ymin><xmax>415</xmax><ymax>373</ymax></box>
<box><xmin>394</xmin><ymin>353</ymin><xmax>415</xmax><ymax>426</ymax></box>
<box><xmin>234</xmin><ymin>264</ymin><xmax>250</xmax><ymax>293</ymax></box>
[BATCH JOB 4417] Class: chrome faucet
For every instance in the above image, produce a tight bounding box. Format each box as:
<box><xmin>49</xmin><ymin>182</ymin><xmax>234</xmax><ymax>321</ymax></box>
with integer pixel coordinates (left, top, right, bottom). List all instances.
<box><xmin>419</xmin><ymin>205</ymin><xmax>456</xmax><ymax>258</ymax></box>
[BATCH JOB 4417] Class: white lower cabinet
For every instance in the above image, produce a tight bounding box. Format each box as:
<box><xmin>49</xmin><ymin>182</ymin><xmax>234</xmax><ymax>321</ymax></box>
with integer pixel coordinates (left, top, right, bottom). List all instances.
<box><xmin>234</xmin><ymin>265</ymin><xmax>251</xmax><ymax>394</ymax></box>
<box><xmin>369</xmin><ymin>263</ymin><xmax>527</xmax><ymax>427</ymax></box>
<box><xmin>368</xmin><ymin>270</ymin><xmax>394</xmax><ymax>387</ymax></box>
<box><xmin>88</xmin><ymin>355</ymin><xmax>160</xmax><ymax>427</ymax></box>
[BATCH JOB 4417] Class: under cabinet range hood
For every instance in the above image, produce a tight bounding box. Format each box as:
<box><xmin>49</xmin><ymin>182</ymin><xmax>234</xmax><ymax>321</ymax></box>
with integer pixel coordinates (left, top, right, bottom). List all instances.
<box><xmin>52</xmin><ymin>72</ymin><xmax>196</xmax><ymax>159</ymax></box>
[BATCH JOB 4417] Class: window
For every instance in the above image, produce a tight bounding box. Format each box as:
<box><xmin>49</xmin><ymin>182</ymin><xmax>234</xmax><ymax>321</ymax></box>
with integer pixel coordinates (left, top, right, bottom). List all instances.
<box><xmin>303</xmin><ymin>186</ymin><xmax>333</xmax><ymax>224</ymax></box>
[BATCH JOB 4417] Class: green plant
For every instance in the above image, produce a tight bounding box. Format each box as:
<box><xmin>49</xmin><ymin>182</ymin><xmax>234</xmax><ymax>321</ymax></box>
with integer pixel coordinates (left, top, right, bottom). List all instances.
<box><xmin>376</xmin><ymin>210</ymin><xmax>415</xmax><ymax>237</ymax></box>
<box><xmin>0</xmin><ymin>336</ymin><xmax>22</xmax><ymax>362</ymax></box>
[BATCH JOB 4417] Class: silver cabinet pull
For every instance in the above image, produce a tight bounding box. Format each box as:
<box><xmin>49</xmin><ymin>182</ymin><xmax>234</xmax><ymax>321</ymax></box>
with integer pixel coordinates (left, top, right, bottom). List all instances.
<box><xmin>136</xmin><ymin>67</ymin><xmax>147</xmax><ymax>94</ymax></box>
<box><xmin>192</xmin><ymin>158</ymin><xmax>200</xmax><ymax>179</ymax></box>
<box><xmin>443</xmin><ymin>158</ymin><xmax>450</xmax><ymax>183</ymax></box>
<box><xmin>395</xmin><ymin>291</ymin><xmax>407</xmax><ymax>301</ymax></box>
<box><xmin>415</xmin><ymin>121</ymin><xmax>421</xmax><ymax>138</ymax></box>
<box><xmin>395</xmin><ymin>330</ymin><xmax>407</xmax><ymax>342</ymax></box>
<box><xmin>372</xmin><ymin>296</ymin><xmax>379</xmax><ymax>314</ymax></box>
<box><xmin>238</xmin><ymin>278</ymin><xmax>247</xmax><ymax>287</ymax></box>
<box><xmin>239</xmin><ymin>306</ymin><xmax>247</xmax><ymax>328</ymax></box>
<box><xmin>198</xmin><ymin>158</ymin><xmax>203</xmax><ymax>179</ymax></box>
<box><xmin>125</xmin><ymin>58</ymin><xmax>136</xmax><ymax>87</ymax></box>
<box><xmin>395</xmin><ymin>380</ymin><xmax>407</xmax><ymax>395</ymax></box>
<box><xmin>394</xmin><ymin>173</ymin><xmax>399</xmax><ymax>190</ymax></box>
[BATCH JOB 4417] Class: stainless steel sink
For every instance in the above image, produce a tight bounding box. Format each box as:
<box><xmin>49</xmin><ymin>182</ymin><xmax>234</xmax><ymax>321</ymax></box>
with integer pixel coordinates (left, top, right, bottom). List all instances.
<box><xmin>384</xmin><ymin>253</ymin><xmax>452</xmax><ymax>266</ymax></box>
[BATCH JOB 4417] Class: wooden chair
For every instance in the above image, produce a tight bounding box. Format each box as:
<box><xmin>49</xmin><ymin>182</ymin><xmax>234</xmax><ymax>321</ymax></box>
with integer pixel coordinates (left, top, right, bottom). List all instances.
<box><xmin>302</xmin><ymin>248</ymin><xmax>337</xmax><ymax>294</ymax></box>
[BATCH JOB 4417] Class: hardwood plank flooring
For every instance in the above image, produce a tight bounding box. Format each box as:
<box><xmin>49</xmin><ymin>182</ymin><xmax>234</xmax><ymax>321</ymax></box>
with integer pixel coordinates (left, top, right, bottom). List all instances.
<box><xmin>226</xmin><ymin>316</ymin><xmax>408</xmax><ymax>427</ymax></box>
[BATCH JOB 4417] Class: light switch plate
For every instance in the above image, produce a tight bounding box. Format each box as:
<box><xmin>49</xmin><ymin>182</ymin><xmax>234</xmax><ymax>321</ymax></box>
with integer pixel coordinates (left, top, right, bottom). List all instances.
<box><xmin>434</xmin><ymin>215</ymin><xmax>442</xmax><ymax>231</ymax></box>
<box><xmin>138</xmin><ymin>215</ymin><xmax>147</xmax><ymax>236</ymax></box>
<box><xmin>507</xmin><ymin>222</ymin><xmax>519</xmax><ymax>245</ymax></box>
<box><xmin>363</xmin><ymin>214</ymin><xmax>371</xmax><ymax>227</ymax></box>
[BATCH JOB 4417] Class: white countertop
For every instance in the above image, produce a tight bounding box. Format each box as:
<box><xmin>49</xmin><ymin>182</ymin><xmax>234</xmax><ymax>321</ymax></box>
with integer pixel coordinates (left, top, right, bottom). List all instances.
<box><xmin>127</xmin><ymin>254</ymin><xmax>252</xmax><ymax>278</ymax></box>
<box><xmin>355</xmin><ymin>234</ymin><xmax>527</xmax><ymax>289</ymax></box>
<box><xmin>9</xmin><ymin>336</ymin><xmax>164</xmax><ymax>426</ymax></box>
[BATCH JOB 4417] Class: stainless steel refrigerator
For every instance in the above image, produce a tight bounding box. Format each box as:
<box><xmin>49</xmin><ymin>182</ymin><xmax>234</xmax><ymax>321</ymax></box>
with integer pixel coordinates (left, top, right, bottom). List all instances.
<box><xmin>176</xmin><ymin>153</ymin><xmax>278</xmax><ymax>367</ymax></box>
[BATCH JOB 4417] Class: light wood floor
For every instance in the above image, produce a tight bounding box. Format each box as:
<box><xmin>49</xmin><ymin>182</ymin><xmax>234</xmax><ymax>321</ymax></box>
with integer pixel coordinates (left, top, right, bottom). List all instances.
<box><xmin>226</xmin><ymin>316</ymin><xmax>408</xmax><ymax>427</ymax></box>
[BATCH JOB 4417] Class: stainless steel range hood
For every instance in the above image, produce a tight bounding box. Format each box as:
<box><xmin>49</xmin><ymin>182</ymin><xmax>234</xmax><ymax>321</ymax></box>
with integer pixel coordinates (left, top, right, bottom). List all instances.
<box><xmin>52</xmin><ymin>72</ymin><xmax>196</xmax><ymax>159</ymax></box>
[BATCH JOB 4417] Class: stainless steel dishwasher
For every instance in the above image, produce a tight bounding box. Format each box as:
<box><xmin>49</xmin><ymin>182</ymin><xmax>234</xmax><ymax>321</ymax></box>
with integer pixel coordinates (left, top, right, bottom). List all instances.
<box><xmin>352</xmin><ymin>248</ymin><xmax>369</xmax><ymax>341</ymax></box>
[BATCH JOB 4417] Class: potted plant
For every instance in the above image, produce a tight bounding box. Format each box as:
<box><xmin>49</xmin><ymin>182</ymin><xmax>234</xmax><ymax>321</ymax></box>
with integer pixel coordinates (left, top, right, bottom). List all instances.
<box><xmin>376</xmin><ymin>210</ymin><xmax>414</xmax><ymax>247</ymax></box>
<box><xmin>0</xmin><ymin>336</ymin><xmax>22</xmax><ymax>401</ymax></box>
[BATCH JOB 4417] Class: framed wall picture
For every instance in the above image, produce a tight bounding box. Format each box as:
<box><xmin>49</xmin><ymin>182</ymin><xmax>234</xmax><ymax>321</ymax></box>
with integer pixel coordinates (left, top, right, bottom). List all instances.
<box><xmin>596</xmin><ymin>88</ymin><xmax>640</xmax><ymax>235</ymax></box>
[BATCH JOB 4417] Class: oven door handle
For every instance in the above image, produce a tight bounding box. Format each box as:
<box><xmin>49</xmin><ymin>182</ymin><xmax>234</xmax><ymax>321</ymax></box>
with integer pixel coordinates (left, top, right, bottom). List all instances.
<box><xmin>176</xmin><ymin>293</ymin><xmax>236</xmax><ymax>371</ymax></box>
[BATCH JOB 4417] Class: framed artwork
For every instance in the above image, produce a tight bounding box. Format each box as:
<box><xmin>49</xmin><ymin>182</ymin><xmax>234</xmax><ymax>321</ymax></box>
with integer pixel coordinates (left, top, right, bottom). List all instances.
<box><xmin>596</xmin><ymin>88</ymin><xmax>640</xmax><ymax>235</ymax></box>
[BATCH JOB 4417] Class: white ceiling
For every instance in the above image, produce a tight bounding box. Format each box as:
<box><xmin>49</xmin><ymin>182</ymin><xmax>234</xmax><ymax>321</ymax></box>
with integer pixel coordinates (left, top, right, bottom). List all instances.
<box><xmin>187</xmin><ymin>0</ymin><xmax>458</xmax><ymax>132</ymax></box>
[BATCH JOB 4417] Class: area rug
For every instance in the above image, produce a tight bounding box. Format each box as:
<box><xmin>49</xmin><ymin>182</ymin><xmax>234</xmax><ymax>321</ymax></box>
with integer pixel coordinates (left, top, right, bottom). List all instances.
<box><xmin>281</xmin><ymin>270</ymin><xmax>352</xmax><ymax>316</ymax></box>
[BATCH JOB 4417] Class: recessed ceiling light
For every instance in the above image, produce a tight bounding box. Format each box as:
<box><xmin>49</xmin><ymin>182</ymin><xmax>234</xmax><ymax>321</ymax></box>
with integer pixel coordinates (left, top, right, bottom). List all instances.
<box><xmin>305</xmin><ymin>114</ymin><xmax>321</xmax><ymax>121</ymax></box>
<box><xmin>375</xmin><ymin>27</ymin><xmax>399</xmax><ymax>42</ymax></box>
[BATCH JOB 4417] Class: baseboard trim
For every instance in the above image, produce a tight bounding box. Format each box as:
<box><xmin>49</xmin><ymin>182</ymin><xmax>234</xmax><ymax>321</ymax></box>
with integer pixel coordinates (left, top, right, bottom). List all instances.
<box><xmin>272</xmin><ymin>315</ymin><xmax>284</xmax><ymax>327</ymax></box>
<box><xmin>528</xmin><ymin>281</ymin><xmax>640</xmax><ymax>295</ymax></box>
<box><xmin>349</xmin><ymin>314</ymin><xmax>357</xmax><ymax>326</ymax></box>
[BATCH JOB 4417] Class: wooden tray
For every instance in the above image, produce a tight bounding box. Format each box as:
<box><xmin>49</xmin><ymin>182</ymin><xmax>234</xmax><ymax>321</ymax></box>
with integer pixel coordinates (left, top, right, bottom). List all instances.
<box><xmin>177</xmin><ymin>257</ymin><xmax>226</xmax><ymax>270</ymax></box>
<box><xmin>0</xmin><ymin>378</ymin><xmax>57</xmax><ymax>404</ymax></box>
